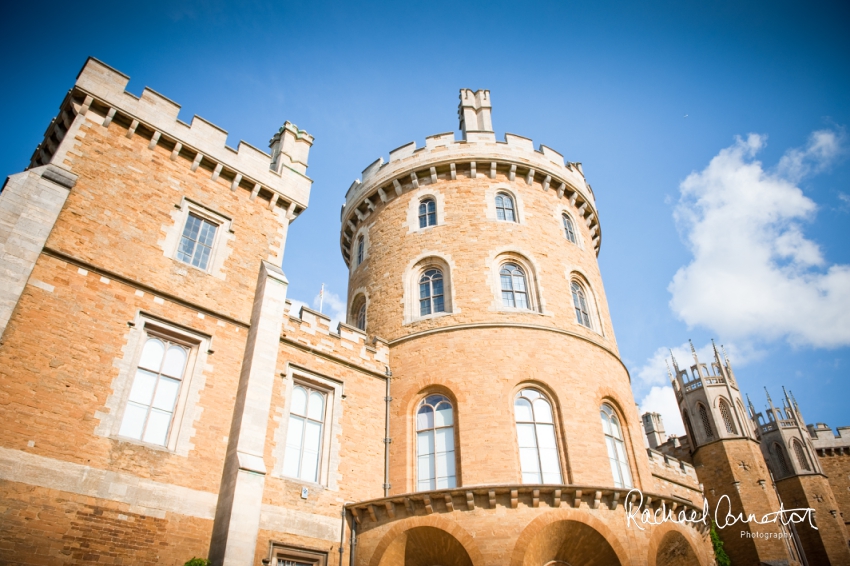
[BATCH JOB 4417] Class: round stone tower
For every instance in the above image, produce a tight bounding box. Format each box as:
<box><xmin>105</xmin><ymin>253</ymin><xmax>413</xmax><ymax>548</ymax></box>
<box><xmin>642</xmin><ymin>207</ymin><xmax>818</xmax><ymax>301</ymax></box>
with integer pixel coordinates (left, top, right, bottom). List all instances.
<box><xmin>338</xmin><ymin>90</ymin><xmax>711</xmax><ymax>566</ymax></box>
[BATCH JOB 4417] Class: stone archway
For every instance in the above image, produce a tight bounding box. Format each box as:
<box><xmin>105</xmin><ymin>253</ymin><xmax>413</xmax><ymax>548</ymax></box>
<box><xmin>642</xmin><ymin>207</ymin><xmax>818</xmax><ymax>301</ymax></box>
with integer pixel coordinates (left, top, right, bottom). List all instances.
<box><xmin>654</xmin><ymin>530</ymin><xmax>699</xmax><ymax>566</ymax></box>
<box><xmin>375</xmin><ymin>526</ymin><xmax>474</xmax><ymax>566</ymax></box>
<box><xmin>521</xmin><ymin>520</ymin><xmax>621</xmax><ymax>566</ymax></box>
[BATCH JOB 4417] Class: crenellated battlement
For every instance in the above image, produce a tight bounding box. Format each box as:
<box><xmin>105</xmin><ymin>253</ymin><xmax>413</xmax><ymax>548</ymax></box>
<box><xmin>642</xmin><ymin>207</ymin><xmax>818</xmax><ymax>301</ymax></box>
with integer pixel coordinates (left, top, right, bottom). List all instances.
<box><xmin>282</xmin><ymin>300</ymin><xmax>390</xmax><ymax>372</ymax></box>
<box><xmin>340</xmin><ymin>123</ymin><xmax>601</xmax><ymax>264</ymax></box>
<box><xmin>646</xmin><ymin>448</ymin><xmax>700</xmax><ymax>486</ymax></box>
<box><xmin>31</xmin><ymin>57</ymin><xmax>313</xmax><ymax>217</ymax></box>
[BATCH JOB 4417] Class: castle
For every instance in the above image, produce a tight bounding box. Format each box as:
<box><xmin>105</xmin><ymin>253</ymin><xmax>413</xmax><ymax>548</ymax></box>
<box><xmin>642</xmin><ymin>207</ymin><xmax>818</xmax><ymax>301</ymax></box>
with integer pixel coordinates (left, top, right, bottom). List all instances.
<box><xmin>0</xmin><ymin>57</ymin><xmax>847</xmax><ymax>565</ymax></box>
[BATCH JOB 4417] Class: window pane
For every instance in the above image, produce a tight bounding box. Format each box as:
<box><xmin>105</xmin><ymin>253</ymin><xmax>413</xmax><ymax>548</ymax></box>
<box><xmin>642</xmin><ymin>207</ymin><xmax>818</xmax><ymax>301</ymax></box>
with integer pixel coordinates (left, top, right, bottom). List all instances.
<box><xmin>536</xmin><ymin>424</ymin><xmax>557</xmax><ymax>449</ymax></box>
<box><xmin>539</xmin><ymin>448</ymin><xmax>561</xmax><ymax>481</ymax></box>
<box><xmin>515</xmin><ymin>293</ymin><xmax>528</xmax><ymax>310</ymax></box>
<box><xmin>176</xmin><ymin>238</ymin><xmax>195</xmax><ymax>262</ymax></box>
<box><xmin>513</xmin><ymin>273</ymin><xmax>527</xmax><ymax>292</ymax></box>
<box><xmin>519</xmin><ymin>447</ymin><xmax>541</xmax><ymax>473</ymax></box>
<box><xmin>304</xmin><ymin>421</ymin><xmax>322</xmax><ymax>453</ymax></box>
<box><xmin>432</xmin><ymin>277</ymin><xmax>443</xmax><ymax>296</ymax></box>
<box><xmin>419</xmin><ymin>202</ymin><xmax>427</xmax><ymax>216</ymax></box>
<box><xmin>600</xmin><ymin>412</ymin><xmax>612</xmax><ymax>436</ymax></box>
<box><xmin>428</xmin><ymin>212</ymin><xmax>436</xmax><ymax>226</ymax></box>
<box><xmin>505</xmin><ymin>208</ymin><xmax>515</xmax><ymax>222</ymax></box>
<box><xmin>182</xmin><ymin>215</ymin><xmax>201</xmax><ymax>239</ymax></box>
<box><xmin>434</xmin><ymin>427</ymin><xmax>454</xmax><ymax>452</ymax></box>
<box><xmin>138</xmin><ymin>339</ymin><xmax>165</xmax><ymax>372</ymax></box>
<box><xmin>523</xmin><ymin>389</ymin><xmax>540</xmax><ymax>400</ymax></box>
<box><xmin>307</xmin><ymin>391</ymin><xmax>324</xmax><ymax>421</ymax></box>
<box><xmin>418</xmin><ymin>454</ymin><xmax>435</xmax><ymax>483</ymax></box>
<box><xmin>427</xmin><ymin>200</ymin><xmax>436</xmax><ymax>214</ymax></box>
<box><xmin>301</xmin><ymin>448</ymin><xmax>319</xmax><ymax>483</ymax></box>
<box><xmin>433</xmin><ymin>295</ymin><xmax>445</xmax><ymax>313</ymax></box>
<box><xmin>152</xmin><ymin>377</ymin><xmax>180</xmax><ymax>411</ymax></box>
<box><xmin>198</xmin><ymin>221</ymin><xmax>217</xmax><ymax>247</ymax></box>
<box><xmin>420</xmin><ymin>298</ymin><xmax>432</xmax><ymax>316</ymax></box>
<box><xmin>514</xmin><ymin>398</ymin><xmax>533</xmax><ymax>422</ymax></box>
<box><xmin>516</xmin><ymin>423</ymin><xmax>537</xmax><ymax>448</ymax></box>
<box><xmin>419</xmin><ymin>214</ymin><xmax>427</xmax><ymax>229</ymax></box>
<box><xmin>500</xmin><ymin>273</ymin><xmax>513</xmax><ymax>291</ymax></box>
<box><xmin>502</xmin><ymin>291</ymin><xmax>515</xmax><ymax>307</ymax></box>
<box><xmin>609</xmin><ymin>456</ymin><xmax>623</xmax><ymax>488</ymax></box>
<box><xmin>418</xmin><ymin>478</ymin><xmax>434</xmax><ymax>491</ymax></box>
<box><xmin>143</xmin><ymin>409</ymin><xmax>171</xmax><ymax>445</ymax></box>
<box><xmin>291</xmin><ymin>386</ymin><xmax>307</xmax><ymax>416</ymax></box>
<box><xmin>417</xmin><ymin>406</ymin><xmax>434</xmax><ymax>431</ymax></box>
<box><xmin>286</xmin><ymin>416</ymin><xmax>304</xmax><ymax>450</ymax></box>
<box><xmin>434</xmin><ymin>403</ymin><xmax>453</xmax><ymax>427</ymax></box>
<box><xmin>283</xmin><ymin>446</ymin><xmax>301</xmax><ymax>478</ymax></box>
<box><xmin>435</xmin><ymin>450</ymin><xmax>455</xmax><ymax>479</ymax></box>
<box><xmin>522</xmin><ymin>471</ymin><xmax>541</xmax><ymax>484</ymax></box>
<box><xmin>119</xmin><ymin>402</ymin><xmax>148</xmax><ymax>439</ymax></box>
<box><xmin>417</xmin><ymin>430</ymin><xmax>435</xmax><ymax>455</ymax></box>
<box><xmin>420</xmin><ymin>280</ymin><xmax>430</xmax><ymax>300</ymax></box>
<box><xmin>161</xmin><ymin>346</ymin><xmax>187</xmax><ymax>378</ymax></box>
<box><xmin>128</xmin><ymin>369</ymin><xmax>158</xmax><ymax>405</ymax></box>
<box><xmin>533</xmin><ymin>399</ymin><xmax>553</xmax><ymax>423</ymax></box>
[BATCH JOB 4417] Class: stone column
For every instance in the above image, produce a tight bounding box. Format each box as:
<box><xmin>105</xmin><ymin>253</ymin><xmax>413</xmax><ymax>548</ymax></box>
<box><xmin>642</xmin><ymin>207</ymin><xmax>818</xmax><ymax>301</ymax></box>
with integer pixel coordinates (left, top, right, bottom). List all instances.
<box><xmin>0</xmin><ymin>164</ymin><xmax>77</xmax><ymax>340</ymax></box>
<box><xmin>209</xmin><ymin>261</ymin><xmax>289</xmax><ymax>565</ymax></box>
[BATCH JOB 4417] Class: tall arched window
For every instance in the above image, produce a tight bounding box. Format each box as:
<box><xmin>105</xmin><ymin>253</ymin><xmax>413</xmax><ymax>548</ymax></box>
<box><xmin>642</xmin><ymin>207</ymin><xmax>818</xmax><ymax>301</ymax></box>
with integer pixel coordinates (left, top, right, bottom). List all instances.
<box><xmin>772</xmin><ymin>442</ymin><xmax>790</xmax><ymax>476</ymax></box>
<box><xmin>500</xmin><ymin>263</ymin><xmax>529</xmax><ymax>309</ymax></box>
<box><xmin>514</xmin><ymin>389</ymin><xmax>562</xmax><ymax>484</ymax></box>
<box><xmin>601</xmin><ymin>404</ymin><xmax>633</xmax><ymax>488</ymax></box>
<box><xmin>793</xmin><ymin>440</ymin><xmax>811</xmax><ymax>472</ymax></box>
<box><xmin>698</xmin><ymin>404</ymin><xmax>714</xmax><ymax>440</ymax></box>
<box><xmin>419</xmin><ymin>198</ymin><xmax>437</xmax><ymax>228</ymax></box>
<box><xmin>571</xmin><ymin>281</ymin><xmax>591</xmax><ymax>327</ymax></box>
<box><xmin>283</xmin><ymin>385</ymin><xmax>326</xmax><ymax>483</ymax></box>
<box><xmin>356</xmin><ymin>235</ymin><xmax>364</xmax><ymax>266</ymax></box>
<box><xmin>562</xmin><ymin>214</ymin><xmax>577</xmax><ymax>244</ymax></box>
<box><xmin>350</xmin><ymin>296</ymin><xmax>366</xmax><ymax>331</ymax></box>
<box><xmin>416</xmin><ymin>395</ymin><xmax>456</xmax><ymax>491</ymax></box>
<box><xmin>719</xmin><ymin>399</ymin><xmax>737</xmax><ymax>434</ymax></box>
<box><xmin>495</xmin><ymin>193</ymin><xmax>516</xmax><ymax>222</ymax></box>
<box><xmin>419</xmin><ymin>269</ymin><xmax>445</xmax><ymax>316</ymax></box>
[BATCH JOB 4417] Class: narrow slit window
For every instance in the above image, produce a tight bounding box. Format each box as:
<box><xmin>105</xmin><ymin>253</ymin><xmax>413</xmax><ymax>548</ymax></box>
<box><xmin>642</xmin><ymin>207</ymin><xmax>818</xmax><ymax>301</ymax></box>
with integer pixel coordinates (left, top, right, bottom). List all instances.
<box><xmin>563</xmin><ymin>214</ymin><xmax>577</xmax><ymax>244</ymax></box>
<box><xmin>177</xmin><ymin>213</ymin><xmax>217</xmax><ymax>270</ymax></box>
<box><xmin>356</xmin><ymin>236</ymin><xmax>364</xmax><ymax>266</ymax></box>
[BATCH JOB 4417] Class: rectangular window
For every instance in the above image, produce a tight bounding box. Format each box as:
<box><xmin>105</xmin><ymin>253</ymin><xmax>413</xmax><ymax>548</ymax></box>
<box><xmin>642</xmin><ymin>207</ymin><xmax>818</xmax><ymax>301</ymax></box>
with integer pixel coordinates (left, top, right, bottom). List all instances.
<box><xmin>177</xmin><ymin>213</ymin><xmax>218</xmax><ymax>270</ymax></box>
<box><xmin>118</xmin><ymin>334</ymin><xmax>190</xmax><ymax>446</ymax></box>
<box><xmin>283</xmin><ymin>384</ymin><xmax>328</xmax><ymax>483</ymax></box>
<box><xmin>270</xmin><ymin>544</ymin><xmax>327</xmax><ymax>566</ymax></box>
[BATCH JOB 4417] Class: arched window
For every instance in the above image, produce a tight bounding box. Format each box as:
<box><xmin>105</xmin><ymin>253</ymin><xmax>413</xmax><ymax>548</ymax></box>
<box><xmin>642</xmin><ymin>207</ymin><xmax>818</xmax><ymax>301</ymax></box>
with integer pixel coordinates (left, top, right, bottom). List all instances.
<box><xmin>500</xmin><ymin>263</ymin><xmax>529</xmax><ymax>309</ymax></box>
<box><xmin>514</xmin><ymin>389</ymin><xmax>562</xmax><ymax>484</ymax></box>
<box><xmin>350</xmin><ymin>296</ymin><xmax>366</xmax><ymax>331</ymax></box>
<box><xmin>495</xmin><ymin>192</ymin><xmax>516</xmax><ymax>222</ymax></box>
<box><xmin>601</xmin><ymin>404</ymin><xmax>633</xmax><ymax>488</ymax></box>
<box><xmin>571</xmin><ymin>281</ymin><xmax>591</xmax><ymax>327</ymax></box>
<box><xmin>419</xmin><ymin>198</ymin><xmax>437</xmax><ymax>228</ymax></box>
<box><xmin>283</xmin><ymin>385</ymin><xmax>326</xmax><ymax>482</ymax></box>
<box><xmin>562</xmin><ymin>214</ymin><xmax>577</xmax><ymax>244</ymax></box>
<box><xmin>719</xmin><ymin>399</ymin><xmax>737</xmax><ymax>434</ymax></box>
<box><xmin>772</xmin><ymin>442</ymin><xmax>790</xmax><ymax>476</ymax></box>
<box><xmin>419</xmin><ymin>269</ymin><xmax>445</xmax><ymax>316</ymax></box>
<box><xmin>698</xmin><ymin>404</ymin><xmax>714</xmax><ymax>440</ymax></box>
<box><xmin>793</xmin><ymin>440</ymin><xmax>811</xmax><ymax>472</ymax></box>
<box><xmin>355</xmin><ymin>235</ymin><xmax>365</xmax><ymax>266</ymax></box>
<box><xmin>416</xmin><ymin>395</ymin><xmax>456</xmax><ymax>491</ymax></box>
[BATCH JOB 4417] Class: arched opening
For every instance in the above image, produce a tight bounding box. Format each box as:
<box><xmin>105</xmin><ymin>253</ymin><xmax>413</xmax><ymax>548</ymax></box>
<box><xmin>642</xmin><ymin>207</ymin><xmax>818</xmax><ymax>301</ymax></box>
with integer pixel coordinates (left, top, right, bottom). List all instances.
<box><xmin>521</xmin><ymin>519</ymin><xmax>621</xmax><ymax>566</ymax></box>
<box><xmin>655</xmin><ymin>530</ymin><xmax>699</xmax><ymax>566</ymax></box>
<box><xmin>376</xmin><ymin>526</ymin><xmax>473</xmax><ymax>566</ymax></box>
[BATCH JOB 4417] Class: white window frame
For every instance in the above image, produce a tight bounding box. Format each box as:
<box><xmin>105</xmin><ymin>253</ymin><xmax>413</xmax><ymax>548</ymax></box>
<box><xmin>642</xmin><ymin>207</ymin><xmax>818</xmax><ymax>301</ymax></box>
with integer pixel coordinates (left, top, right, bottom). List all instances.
<box><xmin>98</xmin><ymin>313</ymin><xmax>210</xmax><ymax>454</ymax></box>
<box><xmin>513</xmin><ymin>388</ymin><xmax>563</xmax><ymax>484</ymax></box>
<box><xmin>274</xmin><ymin>366</ymin><xmax>343</xmax><ymax>489</ymax></box>
<box><xmin>415</xmin><ymin>394</ymin><xmax>457</xmax><ymax>491</ymax></box>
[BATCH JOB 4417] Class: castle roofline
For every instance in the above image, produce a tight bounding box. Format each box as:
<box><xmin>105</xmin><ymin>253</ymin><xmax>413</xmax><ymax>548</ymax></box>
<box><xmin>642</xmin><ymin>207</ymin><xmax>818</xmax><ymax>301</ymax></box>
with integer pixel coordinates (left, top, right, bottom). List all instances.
<box><xmin>339</xmin><ymin>130</ymin><xmax>601</xmax><ymax>265</ymax></box>
<box><xmin>33</xmin><ymin>57</ymin><xmax>313</xmax><ymax>218</ymax></box>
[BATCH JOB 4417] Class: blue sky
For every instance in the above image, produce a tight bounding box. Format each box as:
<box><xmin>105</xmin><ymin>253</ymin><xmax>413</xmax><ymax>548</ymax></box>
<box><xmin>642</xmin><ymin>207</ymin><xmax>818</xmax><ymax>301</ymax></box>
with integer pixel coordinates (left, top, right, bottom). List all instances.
<box><xmin>2</xmin><ymin>0</ymin><xmax>848</xmax><ymax>436</ymax></box>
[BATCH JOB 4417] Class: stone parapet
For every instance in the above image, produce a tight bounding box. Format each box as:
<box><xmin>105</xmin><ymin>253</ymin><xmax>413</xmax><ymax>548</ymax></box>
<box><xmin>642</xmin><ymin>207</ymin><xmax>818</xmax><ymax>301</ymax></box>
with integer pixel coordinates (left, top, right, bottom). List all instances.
<box><xmin>646</xmin><ymin>448</ymin><xmax>700</xmax><ymax>491</ymax></box>
<box><xmin>340</xmin><ymin>131</ymin><xmax>601</xmax><ymax>264</ymax></box>
<box><xmin>30</xmin><ymin>57</ymin><xmax>312</xmax><ymax>217</ymax></box>
<box><xmin>282</xmin><ymin>301</ymin><xmax>390</xmax><ymax>372</ymax></box>
<box><xmin>808</xmin><ymin>422</ymin><xmax>850</xmax><ymax>454</ymax></box>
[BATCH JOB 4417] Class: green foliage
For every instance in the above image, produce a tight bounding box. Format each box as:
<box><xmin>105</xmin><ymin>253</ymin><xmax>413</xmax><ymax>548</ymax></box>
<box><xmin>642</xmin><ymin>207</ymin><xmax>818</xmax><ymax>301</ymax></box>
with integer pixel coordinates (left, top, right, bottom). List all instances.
<box><xmin>183</xmin><ymin>559</ymin><xmax>210</xmax><ymax>566</ymax></box>
<box><xmin>711</xmin><ymin>520</ymin><xmax>731</xmax><ymax>566</ymax></box>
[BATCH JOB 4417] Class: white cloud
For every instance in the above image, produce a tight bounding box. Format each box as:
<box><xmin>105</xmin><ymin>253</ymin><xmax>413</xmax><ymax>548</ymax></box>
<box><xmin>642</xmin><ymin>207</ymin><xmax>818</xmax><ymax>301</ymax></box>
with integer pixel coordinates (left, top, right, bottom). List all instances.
<box><xmin>668</xmin><ymin>130</ymin><xmax>850</xmax><ymax>348</ymax></box>
<box><xmin>286</xmin><ymin>287</ymin><xmax>348</xmax><ymax>330</ymax></box>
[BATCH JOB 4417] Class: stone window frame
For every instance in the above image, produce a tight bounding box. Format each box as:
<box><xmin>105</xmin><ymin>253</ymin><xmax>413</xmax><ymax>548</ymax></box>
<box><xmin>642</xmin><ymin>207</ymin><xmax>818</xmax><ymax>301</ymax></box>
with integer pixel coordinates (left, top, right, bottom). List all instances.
<box><xmin>95</xmin><ymin>311</ymin><xmax>211</xmax><ymax>455</ymax></box>
<box><xmin>511</xmin><ymin>386</ymin><xmax>566</xmax><ymax>485</ymax></box>
<box><xmin>490</xmin><ymin>252</ymin><xmax>543</xmax><ymax>314</ymax></box>
<box><xmin>161</xmin><ymin>197</ymin><xmax>234</xmax><ymax>279</ymax></box>
<box><xmin>717</xmin><ymin>397</ymin><xmax>738</xmax><ymax>435</ymax></box>
<box><xmin>414</xmin><ymin>393</ymin><xmax>457</xmax><ymax>491</ymax></box>
<box><xmin>266</xmin><ymin>542</ymin><xmax>328</xmax><ymax>566</ymax></box>
<box><xmin>406</xmin><ymin>188</ymin><xmax>446</xmax><ymax>233</ymax></box>
<box><xmin>273</xmin><ymin>364</ymin><xmax>343</xmax><ymax>491</ymax></box>
<box><xmin>349</xmin><ymin>292</ymin><xmax>368</xmax><ymax>331</ymax></box>
<box><xmin>484</xmin><ymin>183</ymin><xmax>525</xmax><ymax>225</ymax></box>
<box><xmin>556</xmin><ymin>207</ymin><xmax>584</xmax><ymax>249</ymax></box>
<box><xmin>402</xmin><ymin>254</ymin><xmax>457</xmax><ymax>325</ymax></box>
<box><xmin>350</xmin><ymin>226</ymin><xmax>369</xmax><ymax>272</ymax></box>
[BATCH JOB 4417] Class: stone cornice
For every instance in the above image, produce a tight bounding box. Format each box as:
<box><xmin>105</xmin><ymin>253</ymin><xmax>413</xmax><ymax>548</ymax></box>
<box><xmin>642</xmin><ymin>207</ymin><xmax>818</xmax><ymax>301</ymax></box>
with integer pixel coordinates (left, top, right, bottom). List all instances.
<box><xmin>339</xmin><ymin>133</ymin><xmax>603</xmax><ymax>264</ymax></box>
